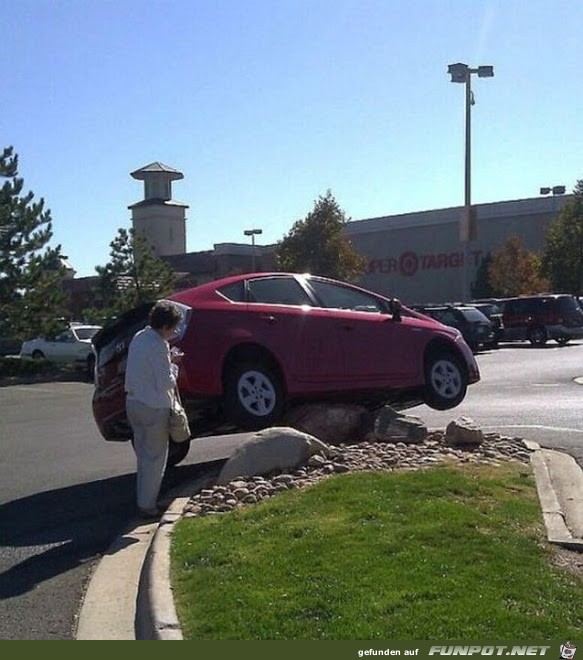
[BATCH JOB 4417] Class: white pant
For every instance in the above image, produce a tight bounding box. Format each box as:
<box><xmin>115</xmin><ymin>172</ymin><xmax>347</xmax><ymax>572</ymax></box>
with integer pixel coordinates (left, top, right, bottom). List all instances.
<box><xmin>126</xmin><ymin>399</ymin><xmax>170</xmax><ymax>510</ymax></box>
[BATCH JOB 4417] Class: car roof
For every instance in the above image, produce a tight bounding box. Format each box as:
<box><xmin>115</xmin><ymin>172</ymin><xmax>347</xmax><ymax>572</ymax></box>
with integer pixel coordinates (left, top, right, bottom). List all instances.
<box><xmin>169</xmin><ymin>272</ymin><xmax>397</xmax><ymax>306</ymax></box>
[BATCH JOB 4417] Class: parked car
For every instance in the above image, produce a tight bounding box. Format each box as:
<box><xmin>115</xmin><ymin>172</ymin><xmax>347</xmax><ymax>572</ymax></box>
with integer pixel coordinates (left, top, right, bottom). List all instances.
<box><xmin>91</xmin><ymin>273</ymin><xmax>480</xmax><ymax>466</ymax></box>
<box><xmin>501</xmin><ymin>294</ymin><xmax>583</xmax><ymax>346</ymax></box>
<box><xmin>413</xmin><ymin>304</ymin><xmax>495</xmax><ymax>351</ymax></box>
<box><xmin>466</xmin><ymin>301</ymin><xmax>505</xmax><ymax>346</ymax></box>
<box><xmin>20</xmin><ymin>323</ymin><xmax>102</xmax><ymax>373</ymax></box>
<box><xmin>0</xmin><ymin>335</ymin><xmax>22</xmax><ymax>356</ymax></box>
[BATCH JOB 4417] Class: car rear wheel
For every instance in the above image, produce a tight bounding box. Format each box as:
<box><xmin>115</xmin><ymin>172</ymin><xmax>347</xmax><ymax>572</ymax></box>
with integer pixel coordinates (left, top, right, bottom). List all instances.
<box><xmin>224</xmin><ymin>361</ymin><xmax>285</xmax><ymax>430</ymax></box>
<box><xmin>167</xmin><ymin>439</ymin><xmax>191</xmax><ymax>467</ymax></box>
<box><xmin>86</xmin><ymin>354</ymin><xmax>96</xmax><ymax>379</ymax></box>
<box><xmin>556</xmin><ymin>336</ymin><xmax>570</xmax><ymax>346</ymax></box>
<box><xmin>528</xmin><ymin>326</ymin><xmax>548</xmax><ymax>346</ymax></box>
<box><xmin>130</xmin><ymin>437</ymin><xmax>191</xmax><ymax>468</ymax></box>
<box><xmin>424</xmin><ymin>351</ymin><xmax>468</xmax><ymax>410</ymax></box>
<box><xmin>32</xmin><ymin>350</ymin><xmax>44</xmax><ymax>359</ymax></box>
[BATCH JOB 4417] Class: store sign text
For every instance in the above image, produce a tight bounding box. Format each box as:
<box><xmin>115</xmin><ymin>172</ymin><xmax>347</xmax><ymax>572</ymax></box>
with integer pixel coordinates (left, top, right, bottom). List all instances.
<box><xmin>367</xmin><ymin>250</ymin><xmax>483</xmax><ymax>277</ymax></box>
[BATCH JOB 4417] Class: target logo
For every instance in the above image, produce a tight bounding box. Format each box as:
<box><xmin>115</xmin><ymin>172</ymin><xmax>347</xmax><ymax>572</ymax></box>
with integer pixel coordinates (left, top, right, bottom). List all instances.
<box><xmin>399</xmin><ymin>251</ymin><xmax>419</xmax><ymax>277</ymax></box>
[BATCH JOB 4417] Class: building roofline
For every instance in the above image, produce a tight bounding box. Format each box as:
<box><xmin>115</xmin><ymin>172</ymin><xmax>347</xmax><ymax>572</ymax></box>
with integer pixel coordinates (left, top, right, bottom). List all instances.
<box><xmin>345</xmin><ymin>194</ymin><xmax>574</xmax><ymax>235</ymax></box>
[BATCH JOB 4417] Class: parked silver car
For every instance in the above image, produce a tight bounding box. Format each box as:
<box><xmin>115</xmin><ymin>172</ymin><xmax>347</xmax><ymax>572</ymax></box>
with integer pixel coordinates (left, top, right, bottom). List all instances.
<box><xmin>20</xmin><ymin>323</ymin><xmax>102</xmax><ymax>373</ymax></box>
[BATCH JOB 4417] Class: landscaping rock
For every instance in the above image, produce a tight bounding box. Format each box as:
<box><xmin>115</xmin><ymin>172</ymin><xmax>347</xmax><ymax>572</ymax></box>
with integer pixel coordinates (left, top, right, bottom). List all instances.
<box><xmin>216</xmin><ymin>426</ymin><xmax>330</xmax><ymax>485</ymax></box>
<box><xmin>282</xmin><ymin>403</ymin><xmax>373</xmax><ymax>445</ymax></box>
<box><xmin>444</xmin><ymin>416</ymin><xmax>484</xmax><ymax>447</ymax></box>
<box><xmin>373</xmin><ymin>406</ymin><xmax>428</xmax><ymax>443</ymax></box>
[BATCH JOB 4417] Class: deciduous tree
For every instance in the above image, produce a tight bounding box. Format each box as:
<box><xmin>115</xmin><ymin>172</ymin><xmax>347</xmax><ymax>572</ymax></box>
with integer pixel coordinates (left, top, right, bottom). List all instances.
<box><xmin>276</xmin><ymin>190</ymin><xmax>366</xmax><ymax>282</ymax></box>
<box><xmin>540</xmin><ymin>180</ymin><xmax>583</xmax><ymax>295</ymax></box>
<box><xmin>488</xmin><ymin>234</ymin><xmax>549</xmax><ymax>296</ymax></box>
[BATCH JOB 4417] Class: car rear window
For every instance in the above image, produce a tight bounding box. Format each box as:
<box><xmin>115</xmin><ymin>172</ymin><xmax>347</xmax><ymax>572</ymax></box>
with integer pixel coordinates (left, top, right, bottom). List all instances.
<box><xmin>557</xmin><ymin>296</ymin><xmax>580</xmax><ymax>313</ymax></box>
<box><xmin>75</xmin><ymin>327</ymin><xmax>101</xmax><ymax>340</ymax></box>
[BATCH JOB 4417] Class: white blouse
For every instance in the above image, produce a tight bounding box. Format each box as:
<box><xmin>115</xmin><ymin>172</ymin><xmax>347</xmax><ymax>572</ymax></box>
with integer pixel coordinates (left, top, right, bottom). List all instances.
<box><xmin>124</xmin><ymin>326</ymin><xmax>178</xmax><ymax>409</ymax></box>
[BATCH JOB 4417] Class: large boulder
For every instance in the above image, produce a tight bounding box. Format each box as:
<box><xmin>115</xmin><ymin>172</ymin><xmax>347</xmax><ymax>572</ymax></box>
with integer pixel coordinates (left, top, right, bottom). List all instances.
<box><xmin>217</xmin><ymin>427</ymin><xmax>330</xmax><ymax>485</ymax></box>
<box><xmin>373</xmin><ymin>406</ymin><xmax>428</xmax><ymax>444</ymax></box>
<box><xmin>444</xmin><ymin>416</ymin><xmax>484</xmax><ymax>447</ymax></box>
<box><xmin>281</xmin><ymin>403</ymin><xmax>373</xmax><ymax>445</ymax></box>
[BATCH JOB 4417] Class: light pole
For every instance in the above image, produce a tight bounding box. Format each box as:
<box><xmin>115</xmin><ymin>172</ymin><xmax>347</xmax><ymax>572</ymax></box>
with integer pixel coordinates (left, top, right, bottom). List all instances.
<box><xmin>244</xmin><ymin>228</ymin><xmax>263</xmax><ymax>272</ymax></box>
<box><xmin>448</xmin><ymin>62</ymin><xmax>494</xmax><ymax>302</ymax></box>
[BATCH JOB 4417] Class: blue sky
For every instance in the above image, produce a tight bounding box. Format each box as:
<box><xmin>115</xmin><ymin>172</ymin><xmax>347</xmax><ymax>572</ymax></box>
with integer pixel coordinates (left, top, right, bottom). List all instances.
<box><xmin>2</xmin><ymin>0</ymin><xmax>582</xmax><ymax>277</ymax></box>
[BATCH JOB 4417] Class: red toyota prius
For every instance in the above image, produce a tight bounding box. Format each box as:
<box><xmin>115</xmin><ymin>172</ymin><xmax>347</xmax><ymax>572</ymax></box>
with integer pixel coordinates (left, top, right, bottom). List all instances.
<box><xmin>92</xmin><ymin>273</ymin><xmax>480</xmax><ymax>465</ymax></box>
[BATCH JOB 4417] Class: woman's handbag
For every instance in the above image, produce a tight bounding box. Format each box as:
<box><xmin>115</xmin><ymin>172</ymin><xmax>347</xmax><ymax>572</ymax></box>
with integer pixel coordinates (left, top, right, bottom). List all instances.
<box><xmin>169</xmin><ymin>388</ymin><xmax>191</xmax><ymax>443</ymax></box>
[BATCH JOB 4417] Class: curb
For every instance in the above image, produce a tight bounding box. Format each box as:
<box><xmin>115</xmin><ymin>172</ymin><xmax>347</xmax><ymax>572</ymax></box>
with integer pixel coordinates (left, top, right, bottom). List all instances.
<box><xmin>136</xmin><ymin>497</ymin><xmax>189</xmax><ymax>640</ymax></box>
<box><xmin>523</xmin><ymin>440</ymin><xmax>583</xmax><ymax>551</ymax></box>
<box><xmin>78</xmin><ymin>439</ymin><xmax>583</xmax><ymax>640</ymax></box>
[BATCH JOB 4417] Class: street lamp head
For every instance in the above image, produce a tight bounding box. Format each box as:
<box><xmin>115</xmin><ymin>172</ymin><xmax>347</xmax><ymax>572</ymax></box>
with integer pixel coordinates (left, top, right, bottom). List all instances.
<box><xmin>244</xmin><ymin>229</ymin><xmax>263</xmax><ymax>236</ymax></box>
<box><xmin>540</xmin><ymin>186</ymin><xmax>566</xmax><ymax>196</ymax></box>
<box><xmin>477</xmin><ymin>65</ymin><xmax>494</xmax><ymax>78</ymax></box>
<box><xmin>448</xmin><ymin>62</ymin><xmax>468</xmax><ymax>83</ymax></box>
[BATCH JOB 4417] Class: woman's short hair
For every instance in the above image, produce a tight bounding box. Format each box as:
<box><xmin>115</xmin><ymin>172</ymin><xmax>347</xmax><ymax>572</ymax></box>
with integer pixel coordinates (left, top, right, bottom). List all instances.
<box><xmin>149</xmin><ymin>301</ymin><xmax>182</xmax><ymax>330</ymax></box>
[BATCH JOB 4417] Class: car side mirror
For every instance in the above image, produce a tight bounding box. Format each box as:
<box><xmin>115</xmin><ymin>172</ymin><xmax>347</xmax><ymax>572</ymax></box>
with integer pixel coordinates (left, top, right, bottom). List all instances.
<box><xmin>389</xmin><ymin>298</ymin><xmax>402</xmax><ymax>322</ymax></box>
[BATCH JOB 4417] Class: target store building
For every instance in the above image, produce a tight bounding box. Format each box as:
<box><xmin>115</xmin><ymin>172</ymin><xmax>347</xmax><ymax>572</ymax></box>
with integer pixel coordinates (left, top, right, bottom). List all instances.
<box><xmin>344</xmin><ymin>195</ymin><xmax>571</xmax><ymax>305</ymax></box>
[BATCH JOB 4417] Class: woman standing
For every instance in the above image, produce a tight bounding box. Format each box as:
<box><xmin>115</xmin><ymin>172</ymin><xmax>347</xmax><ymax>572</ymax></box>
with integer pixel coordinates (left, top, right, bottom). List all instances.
<box><xmin>124</xmin><ymin>301</ymin><xmax>183</xmax><ymax>519</ymax></box>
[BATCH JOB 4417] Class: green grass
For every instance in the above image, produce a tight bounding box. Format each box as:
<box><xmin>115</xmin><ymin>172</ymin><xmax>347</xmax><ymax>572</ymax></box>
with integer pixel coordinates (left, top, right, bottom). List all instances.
<box><xmin>171</xmin><ymin>463</ymin><xmax>583</xmax><ymax>639</ymax></box>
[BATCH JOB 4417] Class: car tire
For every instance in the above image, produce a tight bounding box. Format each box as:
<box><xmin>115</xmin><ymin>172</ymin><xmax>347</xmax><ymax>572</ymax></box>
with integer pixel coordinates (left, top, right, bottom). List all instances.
<box><xmin>130</xmin><ymin>437</ymin><xmax>191</xmax><ymax>468</ymax></box>
<box><xmin>167</xmin><ymin>439</ymin><xmax>191</xmax><ymax>467</ymax></box>
<box><xmin>224</xmin><ymin>361</ymin><xmax>285</xmax><ymax>430</ymax></box>
<box><xmin>528</xmin><ymin>327</ymin><xmax>548</xmax><ymax>346</ymax></box>
<box><xmin>32</xmin><ymin>350</ymin><xmax>44</xmax><ymax>359</ymax></box>
<box><xmin>86</xmin><ymin>354</ymin><xmax>96</xmax><ymax>380</ymax></box>
<box><xmin>423</xmin><ymin>351</ymin><xmax>468</xmax><ymax>411</ymax></box>
<box><xmin>556</xmin><ymin>337</ymin><xmax>570</xmax><ymax>346</ymax></box>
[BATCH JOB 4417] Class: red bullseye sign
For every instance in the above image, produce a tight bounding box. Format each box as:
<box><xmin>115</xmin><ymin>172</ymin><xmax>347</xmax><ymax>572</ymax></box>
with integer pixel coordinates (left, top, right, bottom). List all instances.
<box><xmin>398</xmin><ymin>251</ymin><xmax>419</xmax><ymax>277</ymax></box>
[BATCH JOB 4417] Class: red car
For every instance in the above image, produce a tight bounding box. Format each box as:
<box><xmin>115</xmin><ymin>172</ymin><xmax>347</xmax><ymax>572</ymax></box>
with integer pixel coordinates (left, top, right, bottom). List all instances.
<box><xmin>92</xmin><ymin>273</ymin><xmax>480</xmax><ymax>465</ymax></box>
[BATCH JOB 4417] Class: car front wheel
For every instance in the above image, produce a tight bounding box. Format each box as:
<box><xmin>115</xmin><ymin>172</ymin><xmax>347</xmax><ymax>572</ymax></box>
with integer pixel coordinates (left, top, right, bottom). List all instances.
<box><xmin>32</xmin><ymin>350</ymin><xmax>44</xmax><ymax>359</ymax></box>
<box><xmin>423</xmin><ymin>351</ymin><xmax>468</xmax><ymax>410</ymax></box>
<box><xmin>224</xmin><ymin>361</ymin><xmax>285</xmax><ymax>430</ymax></box>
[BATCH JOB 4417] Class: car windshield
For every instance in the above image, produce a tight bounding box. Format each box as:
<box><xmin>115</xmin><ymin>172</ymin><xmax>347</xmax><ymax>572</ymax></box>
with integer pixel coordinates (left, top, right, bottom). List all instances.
<box><xmin>477</xmin><ymin>304</ymin><xmax>501</xmax><ymax>316</ymax></box>
<box><xmin>74</xmin><ymin>327</ymin><xmax>101</xmax><ymax>340</ymax></box>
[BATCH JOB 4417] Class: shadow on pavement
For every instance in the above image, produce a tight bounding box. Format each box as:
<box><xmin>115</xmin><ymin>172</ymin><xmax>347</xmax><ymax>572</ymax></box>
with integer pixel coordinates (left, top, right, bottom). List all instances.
<box><xmin>0</xmin><ymin>462</ymin><xmax>210</xmax><ymax>598</ymax></box>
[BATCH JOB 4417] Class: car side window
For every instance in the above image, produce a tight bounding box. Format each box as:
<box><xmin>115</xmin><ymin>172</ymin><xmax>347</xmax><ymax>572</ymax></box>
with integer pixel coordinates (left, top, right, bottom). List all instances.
<box><xmin>217</xmin><ymin>281</ymin><xmax>245</xmax><ymax>302</ymax></box>
<box><xmin>308</xmin><ymin>279</ymin><xmax>382</xmax><ymax>312</ymax></box>
<box><xmin>247</xmin><ymin>277</ymin><xmax>313</xmax><ymax>306</ymax></box>
<box><xmin>56</xmin><ymin>330</ymin><xmax>74</xmax><ymax>342</ymax></box>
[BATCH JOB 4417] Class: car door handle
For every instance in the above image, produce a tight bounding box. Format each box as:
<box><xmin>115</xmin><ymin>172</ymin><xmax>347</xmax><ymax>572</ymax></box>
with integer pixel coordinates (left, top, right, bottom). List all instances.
<box><xmin>260</xmin><ymin>315</ymin><xmax>277</xmax><ymax>324</ymax></box>
<box><xmin>342</xmin><ymin>324</ymin><xmax>355</xmax><ymax>331</ymax></box>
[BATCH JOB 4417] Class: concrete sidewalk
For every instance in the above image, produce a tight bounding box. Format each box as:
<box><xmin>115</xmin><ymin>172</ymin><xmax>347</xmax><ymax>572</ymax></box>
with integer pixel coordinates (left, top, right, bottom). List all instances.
<box><xmin>75</xmin><ymin>441</ymin><xmax>583</xmax><ymax>640</ymax></box>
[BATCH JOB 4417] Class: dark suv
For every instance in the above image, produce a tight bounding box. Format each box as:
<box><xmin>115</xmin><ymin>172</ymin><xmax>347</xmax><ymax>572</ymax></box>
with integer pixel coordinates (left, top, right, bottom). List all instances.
<box><xmin>502</xmin><ymin>294</ymin><xmax>583</xmax><ymax>346</ymax></box>
<box><xmin>412</xmin><ymin>304</ymin><xmax>495</xmax><ymax>351</ymax></box>
<box><xmin>467</xmin><ymin>301</ymin><xmax>505</xmax><ymax>345</ymax></box>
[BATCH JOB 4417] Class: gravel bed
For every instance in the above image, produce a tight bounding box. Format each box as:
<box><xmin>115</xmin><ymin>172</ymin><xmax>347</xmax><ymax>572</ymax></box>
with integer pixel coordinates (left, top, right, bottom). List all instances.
<box><xmin>183</xmin><ymin>431</ymin><xmax>532</xmax><ymax>518</ymax></box>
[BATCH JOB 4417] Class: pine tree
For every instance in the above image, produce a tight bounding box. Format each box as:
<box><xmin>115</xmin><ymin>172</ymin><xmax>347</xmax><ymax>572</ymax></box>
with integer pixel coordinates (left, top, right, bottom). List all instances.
<box><xmin>91</xmin><ymin>227</ymin><xmax>176</xmax><ymax>318</ymax></box>
<box><xmin>276</xmin><ymin>190</ymin><xmax>366</xmax><ymax>282</ymax></box>
<box><xmin>540</xmin><ymin>180</ymin><xmax>583</xmax><ymax>295</ymax></box>
<box><xmin>0</xmin><ymin>146</ymin><xmax>66</xmax><ymax>339</ymax></box>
